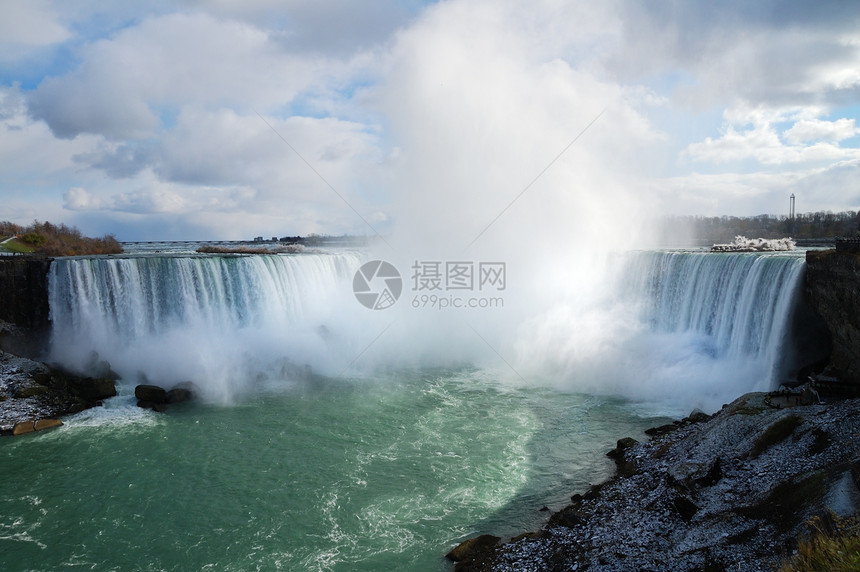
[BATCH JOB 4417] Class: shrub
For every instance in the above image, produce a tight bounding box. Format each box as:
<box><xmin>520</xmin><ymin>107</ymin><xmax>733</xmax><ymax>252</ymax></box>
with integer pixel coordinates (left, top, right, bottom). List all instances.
<box><xmin>0</xmin><ymin>220</ymin><xmax>123</xmax><ymax>256</ymax></box>
<box><xmin>780</xmin><ymin>511</ymin><xmax>860</xmax><ymax>571</ymax></box>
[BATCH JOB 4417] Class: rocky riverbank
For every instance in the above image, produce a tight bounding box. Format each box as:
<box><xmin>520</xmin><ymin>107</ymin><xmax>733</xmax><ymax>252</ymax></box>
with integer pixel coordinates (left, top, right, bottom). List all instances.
<box><xmin>446</xmin><ymin>391</ymin><xmax>860</xmax><ymax>571</ymax></box>
<box><xmin>0</xmin><ymin>349</ymin><xmax>117</xmax><ymax>436</ymax></box>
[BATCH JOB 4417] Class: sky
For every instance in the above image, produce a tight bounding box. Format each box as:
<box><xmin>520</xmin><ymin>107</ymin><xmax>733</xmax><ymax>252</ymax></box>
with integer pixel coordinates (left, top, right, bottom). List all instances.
<box><xmin>1</xmin><ymin>0</ymin><xmax>860</xmax><ymax>241</ymax></box>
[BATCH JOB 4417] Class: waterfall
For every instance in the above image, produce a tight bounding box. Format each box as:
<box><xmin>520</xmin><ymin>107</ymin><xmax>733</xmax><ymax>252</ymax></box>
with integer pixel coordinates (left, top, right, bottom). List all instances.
<box><xmin>45</xmin><ymin>249</ymin><xmax>810</xmax><ymax>411</ymax></box>
<box><xmin>614</xmin><ymin>250</ymin><xmax>807</xmax><ymax>410</ymax></box>
<box><xmin>48</xmin><ymin>252</ymin><xmax>365</xmax><ymax>401</ymax></box>
<box><xmin>513</xmin><ymin>250</ymin><xmax>809</xmax><ymax>413</ymax></box>
<box><xmin>628</xmin><ymin>251</ymin><xmax>805</xmax><ymax>366</ymax></box>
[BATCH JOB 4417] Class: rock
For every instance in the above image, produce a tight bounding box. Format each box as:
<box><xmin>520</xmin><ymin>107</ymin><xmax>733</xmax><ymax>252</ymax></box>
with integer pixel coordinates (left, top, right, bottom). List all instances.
<box><xmin>15</xmin><ymin>385</ymin><xmax>49</xmax><ymax>398</ymax></box>
<box><xmin>606</xmin><ymin>437</ymin><xmax>638</xmax><ymax>458</ymax></box>
<box><xmin>693</xmin><ymin>457</ymin><xmax>723</xmax><ymax>488</ymax></box>
<box><xmin>645</xmin><ymin>423</ymin><xmax>678</xmax><ymax>437</ymax></box>
<box><xmin>607</xmin><ymin>437</ymin><xmax>640</xmax><ymax>477</ymax></box>
<box><xmin>135</xmin><ymin>384</ymin><xmax>167</xmax><ymax>403</ymax></box>
<box><xmin>12</xmin><ymin>420</ymin><xmax>35</xmax><ymax>435</ymax></box>
<box><xmin>672</xmin><ymin>494</ymin><xmax>699</xmax><ymax>522</ymax></box>
<box><xmin>137</xmin><ymin>400</ymin><xmax>167</xmax><ymax>412</ymax></box>
<box><xmin>686</xmin><ymin>409</ymin><xmax>711</xmax><ymax>424</ymax></box>
<box><xmin>805</xmin><ymin>249</ymin><xmax>860</xmax><ymax>388</ymax></box>
<box><xmin>73</xmin><ymin>377</ymin><xmax>116</xmax><ymax>401</ymax></box>
<box><xmin>548</xmin><ymin>506</ymin><xmax>584</xmax><ymax>528</ymax></box>
<box><xmin>34</xmin><ymin>418</ymin><xmax>62</xmax><ymax>431</ymax></box>
<box><xmin>446</xmin><ymin>534</ymin><xmax>501</xmax><ymax>563</ymax></box>
<box><xmin>166</xmin><ymin>387</ymin><xmax>193</xmax><ymax>404</ymax></box>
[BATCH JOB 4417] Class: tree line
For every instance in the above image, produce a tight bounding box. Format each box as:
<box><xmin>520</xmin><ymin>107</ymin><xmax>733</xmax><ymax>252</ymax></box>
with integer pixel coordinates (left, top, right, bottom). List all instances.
<box><xmin>662</xmin><ymin>211</ymin><xmax>860</xmax><ymax>243</ymax></box>
<box><xmin>0</xmin><ymin>220</ymin><xmax>122</xmax><ymax>256</ymax></box>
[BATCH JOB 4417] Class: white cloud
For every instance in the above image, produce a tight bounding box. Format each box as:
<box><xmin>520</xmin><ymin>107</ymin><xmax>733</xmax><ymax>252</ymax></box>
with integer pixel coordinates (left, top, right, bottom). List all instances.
<box><xmin>784</xmin><ymin>118</ymin><xmax>860</xmax><ymax>143</ymax></box>
<box><xmin>655</xmin><ymin>158</ymin><xmax>860</xmax><ymax>217</ymax></box>
<box><xmin>684</xmin><ymin>105</ymin><xmax>860</xmax><ymax>167</ymax></box>
<box><xmin>27</xmin><ymin>11</ymin><xmax>373</xmax><ymax>140</ymax></box>
<box><xmin>0</xmin><ymin>0</ymin><xmax>70</xmax><ymax>51</ymax></box>
<box><xmin>63</xmin><ymin>187</ymin><xmax>103</xmax><ymax>210</ymax></box>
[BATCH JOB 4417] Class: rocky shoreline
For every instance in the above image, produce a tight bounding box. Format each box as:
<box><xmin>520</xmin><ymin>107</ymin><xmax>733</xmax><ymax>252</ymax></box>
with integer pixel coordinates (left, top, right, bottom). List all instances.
<box><xmin>0</xmin><ymin>349</ymin><xmax>117</xmax><ymax>435</ymax></box>
<box><xmin>446</xmin><ymin>390</ymin><xmax>860</xmax><ymax>571</ymax></box>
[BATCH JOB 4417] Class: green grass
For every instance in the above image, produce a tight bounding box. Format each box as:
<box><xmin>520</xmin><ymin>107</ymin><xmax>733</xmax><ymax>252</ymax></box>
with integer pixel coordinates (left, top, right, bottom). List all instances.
<box><xmin>0</xmin><ymin>237</ymin><xmax>36</xmax><ymax>254</ymax></box>
<box><xmin>780</xmin><ymin>512</ymin><xmax>860</xmax><ymax>571</ymax></box>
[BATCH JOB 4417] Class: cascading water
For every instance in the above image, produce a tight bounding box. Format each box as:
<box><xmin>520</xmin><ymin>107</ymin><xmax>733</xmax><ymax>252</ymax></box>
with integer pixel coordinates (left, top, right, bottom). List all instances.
<box><xmin>513</xmin><ymin>249</ymin><xmax>809</xmax><ymax>413</ymax></box>
<box><xmin>614</xmin><ymin>250</ymin><xmax>807</xmax><ymax>409</ymax></box>
<box><xmin>46</xmin><ymin>248</ymin><xmax>810</xmax><ymax>411</ymax></box>
<box><xmin>629</xmin><ymin>251</ymin><xmax>804</xmax><ymax>366</ymax></box>
<box><xmin>48</xmin><ymin>252</ymin><xmax>365</xmax><ymax>401</ymax></box>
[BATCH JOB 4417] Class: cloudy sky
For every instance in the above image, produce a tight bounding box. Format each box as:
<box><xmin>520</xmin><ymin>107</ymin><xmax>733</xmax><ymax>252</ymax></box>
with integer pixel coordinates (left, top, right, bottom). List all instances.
<box><xmin>1</xmin><ymin>0</ymin><xmax>859</xmax><ymax>241</ymax></box>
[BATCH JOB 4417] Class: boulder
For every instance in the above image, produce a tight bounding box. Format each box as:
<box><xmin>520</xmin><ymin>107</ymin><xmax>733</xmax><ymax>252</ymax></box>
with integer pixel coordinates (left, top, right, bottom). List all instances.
<box><xmin>446</xmin><ymin>534</ymin><xmax>501</xmax><ymax>562</ymax></box>
<box><xmin>693</xmin><ymin>457</ymin><xmax>723</xmax><ymax>488</ymax></box>
<box><xmin>34</xmin><ymin>419</ymin><xmax>62</xmax><ymax>431</ymax></box>
<box><xmin>137</xmin><ymin>400</ymin><xmax>167</xmax><ymax>412</ymax></box>
<box><xmin>135</xmin><ymin>384</ymin><xmax>167</xmax><ymax>403</ymax></box>
<box><xmin>166</xmin><ymin>387</ymin><xmax>193</xmax><ymax>404</ymax></box>
<box><xmin>686</xmin><ymin>409</ymin><xmax>711</xmax><ymax>424</ymax></box>
<box><xmin>73</xmin><ymin>377</ymin><xmax>117</xmax><ymax>401</ymax></box>
<box><xmin>606</xmin><ymin>437</ymin><xmax>638</xmax><ymax>459</ymax></box>
<box><xmin>548</xmin><ymin>506</ymin><xmax>585</xmax><ymax>528</ymax></box>
<box><xmin>12</xmin><ymin>420</ymin><xmax>35</xmax><ymax>436</ymax></box>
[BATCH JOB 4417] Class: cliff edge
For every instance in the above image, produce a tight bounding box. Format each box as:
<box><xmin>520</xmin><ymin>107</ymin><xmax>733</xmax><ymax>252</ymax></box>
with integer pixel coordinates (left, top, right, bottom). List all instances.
<box><xmin>805</xmin><ymin>247</ymin><xmax>860</xmax><ymax>388</ymax></box>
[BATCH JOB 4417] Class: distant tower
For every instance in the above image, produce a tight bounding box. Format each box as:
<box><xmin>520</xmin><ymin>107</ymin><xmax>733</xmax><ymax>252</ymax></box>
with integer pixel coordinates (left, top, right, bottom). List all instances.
<box><xmin>789</xmin><ymin>194</ymin><xmax>796</xmax><ymax>234</ymax></box>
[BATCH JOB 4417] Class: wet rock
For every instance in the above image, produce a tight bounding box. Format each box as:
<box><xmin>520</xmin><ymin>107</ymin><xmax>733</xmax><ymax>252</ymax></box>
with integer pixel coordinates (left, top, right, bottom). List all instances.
<box><xmin>548</xmin><ymin>506</ymin><xmax>584</xmax><ymax>528</ymax></box>
<box><xmin>686</xmin><ymin>409</ymin><xmax>711</xmax><ymax>424</ymax></box>
<box><xmin>137</xmin><ymin>400</ymin><xmax>168</xmax><ymax>412</ymax></box>
<box><xmin>606</xmin><ymin>437</ymin><xmax>638</xmax><ymax>458</ymax></box>
<box><xmin>12</xmin><ymin>420</ymin><xmax>35</xmax><ymax>435</ymax></box>
<box><xmin>446</xmin><ymin>534</ymin><xmax>501</xmax><ymax>570</ymax></box>
<box><xmin>607</xmin><ymin>437</ymin><xmax>640</xmax><ymax>477</ymax></box>
<box><xmin>645</xmin><ymin>423</ymin><xmax>678</xmax><ymax>437</ymax></box>
<box><xmin>135</xmin><ymin>384</ymin><xmax>167</xmax><ymax>404</ymax></box>
<box><xmin>71</xmin><ymin>377</ymin><xmax>116</xmax><ymax>401</ymax></box>
<box><xmin>34</xmin><ymin>418</ymin><xmax>62</xmax><ymax>431</ymax></box>
<box><xmin>166</xmin><ymin>386</ymin><xmax>193</xmax><ymax>404</ymax></box>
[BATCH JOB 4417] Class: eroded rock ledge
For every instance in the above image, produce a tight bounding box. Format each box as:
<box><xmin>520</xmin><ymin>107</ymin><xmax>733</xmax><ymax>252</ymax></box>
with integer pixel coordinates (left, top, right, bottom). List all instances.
<box><xmin>448</xmin><ymin>392</ymin><xmax>860</xmax><ymax>571</ymax></box>
<box><xmin>0</xmin><ymin>349</ymin><xmax>117</xmax><ymax>435</ymax></box>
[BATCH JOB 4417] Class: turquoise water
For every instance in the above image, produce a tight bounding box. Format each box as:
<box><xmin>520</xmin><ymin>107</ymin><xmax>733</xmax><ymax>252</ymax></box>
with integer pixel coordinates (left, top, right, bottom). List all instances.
<box><xmin>0</xmin><ymin>369</ymin><xmax>667</xmax><ymax>571</ymax></box>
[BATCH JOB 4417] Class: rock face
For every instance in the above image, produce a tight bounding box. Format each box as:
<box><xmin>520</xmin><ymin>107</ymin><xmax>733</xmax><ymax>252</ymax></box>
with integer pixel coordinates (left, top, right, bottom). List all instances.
<box><xmin>0</xmin><ymin>258</ymin><xmax>52</xmax><ymax>356</ymax></box>
<box><xmin>0</xmin><ymin>350</ymin><xmax>116</xmax><ymax>435</ymax></box>
<box><xmin>0</xmin><ymin>258</ymin><xmax>51</xmax><ymax>330</ymax></box>
<box><xmin>468</xmin><ymin>393</ymin><xmax>860</xmax><ymax>571</ymax></box>
<box><xmin>805</xmin><ymin>249</ymin><xmax>860</xmax><ymax>388</ymax></box>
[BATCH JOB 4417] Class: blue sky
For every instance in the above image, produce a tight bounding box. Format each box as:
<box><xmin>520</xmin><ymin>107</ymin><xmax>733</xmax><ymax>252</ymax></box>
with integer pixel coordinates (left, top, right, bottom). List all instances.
<box><xmin>1</xmin><ymin>0</ymin><xmax>859</xmax><ymax>241</ymax></box>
